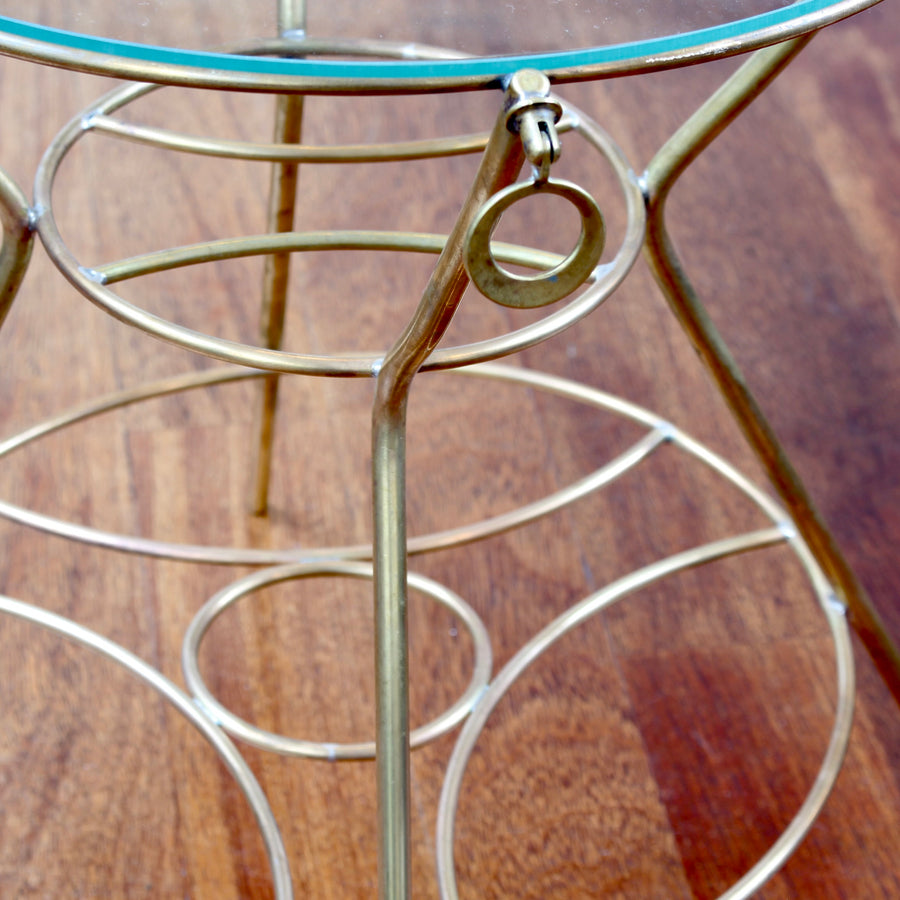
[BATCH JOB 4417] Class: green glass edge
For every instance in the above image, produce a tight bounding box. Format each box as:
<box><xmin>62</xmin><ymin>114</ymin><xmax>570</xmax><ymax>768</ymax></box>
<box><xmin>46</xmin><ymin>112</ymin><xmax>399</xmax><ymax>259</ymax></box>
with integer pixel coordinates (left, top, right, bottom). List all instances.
<box><xmin>0</xmin><ymin>1</ymin><xmax>838</xmax><ymax>79</ymax></box>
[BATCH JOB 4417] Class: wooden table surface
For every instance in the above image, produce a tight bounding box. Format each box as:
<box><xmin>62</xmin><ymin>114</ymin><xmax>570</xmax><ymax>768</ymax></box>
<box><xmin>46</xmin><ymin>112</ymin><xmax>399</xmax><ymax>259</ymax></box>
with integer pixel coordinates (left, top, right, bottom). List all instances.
<box><xmin>0</xmin><ymin>4</ymin><xmax>898</xmax><ymax>897</ymax></box>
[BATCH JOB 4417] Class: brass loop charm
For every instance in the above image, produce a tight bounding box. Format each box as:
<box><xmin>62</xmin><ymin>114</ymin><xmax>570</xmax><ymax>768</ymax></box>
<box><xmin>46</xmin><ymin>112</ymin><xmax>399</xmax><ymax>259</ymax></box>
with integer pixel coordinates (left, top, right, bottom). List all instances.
<box><xmin>530</xmin><ymin>128</ymin><xmax>555</xmax><ymax>185</ymax></box>
<box><xmin>464</xmin><ymin>178</ymin><xmax>605</xmax><ymax>309</ymax></box>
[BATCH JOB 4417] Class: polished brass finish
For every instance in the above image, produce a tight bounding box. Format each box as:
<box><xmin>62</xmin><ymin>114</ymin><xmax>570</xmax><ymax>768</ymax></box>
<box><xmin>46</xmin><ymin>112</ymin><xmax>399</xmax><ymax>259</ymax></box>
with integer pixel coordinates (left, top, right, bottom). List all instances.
<box><xmin>463</xmin><ymin>71</ymin><xmax>606</xmax><ymax>309</ymax></box>
<box><xmin>0</xmin><ymin>363</ymin><xmax>660</xmax><ymax>565</ymax></box>
<box><xmin>182</xmin><ymin>559</ymin><xmax>492</xmax><ymax>759</ymax></box>
<box><xmin>33</xmin><ymin>82</ymin><xmax>645</xmax><ymax>376</ymax></box>
<box><xmin>464</xmin><ymin>178</ymin><xmax>604</xmax><ymax>308</ymax></box>
<box><xmin>0</xmin><ymin>166</ymin><xmax>34</xmax><ymax>332</ymax></box>
<box><xmin>0</xmin><ymin>7</ymin><xmax>888</xmax><ymax>897</ymax></box>
<box><xmin>436</xmin><ymin>365</ymin><xmax>856</xmax><ymax>900</ymax></box>
<box><xmin>0</xmin><ymin>1</ymin><xmax>882</xmax><ymax>93</ymax></box>
<box><xmin>642</xmin><ymin>36</ymin><xmax>900</xmax><ymax>705</ymax></box>
<box><xmin>503</xmin><ymin>69</ymin><xmax>563</xmax><ymax>182</ymax></box>
<box><xmin>278</xmin><ymin>0</ymin><xmax>307</xmax><ymax>36</ymax></box>
<box><xmin>439</xmin><ymin>538</ymin><xmax>854</xmax><ymax>900</ymax></box>
<box><xmin>252</xmin><ymin>1</ymin><xmax>308</xmax><ymax>516</ymax></box>
<box><xmin>0</xmin><ymin>351</ymin><xmax>858</xmax><ymax>900</ymax></box>
<box><xmin>0</xmin><ymin>593</ymin><xmax>295</xmax><ymax>899</ymax></box>
<box><xmin>371</xmin><ymin>73</ymin><xmax>532</xmax><ymax>900</ymax></box>
<box><xmin>87</xmin><ymin>111</ymin><xmax>495</xmax><ymax>161</ymax></box>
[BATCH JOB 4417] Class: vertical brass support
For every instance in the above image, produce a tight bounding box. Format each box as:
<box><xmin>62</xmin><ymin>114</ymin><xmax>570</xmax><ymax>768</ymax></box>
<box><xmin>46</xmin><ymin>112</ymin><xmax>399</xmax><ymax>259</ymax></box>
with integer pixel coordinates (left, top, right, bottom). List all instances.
<box><xmin>276</xmin><ymin>0</ymin><xmax>306</xmax><ymax>32</ymax></box>
<box><xmin>0</xmin><ymin>167</ymin><xmax>34</xmax><ymax>333</ymax></box>
<box><xmin>371</xmin><ymin>72</ymin><xmax>564</xmax><ymax>900</ymax></box>
<box><xmin>642</xmin><ymin>37</ymin><xmax>900</xmax><ymax>704</ymax></box>
<box><xmin>250</xmin><ymin>0</ymin><xmax>307</xmax><ymax>515</ymax></box>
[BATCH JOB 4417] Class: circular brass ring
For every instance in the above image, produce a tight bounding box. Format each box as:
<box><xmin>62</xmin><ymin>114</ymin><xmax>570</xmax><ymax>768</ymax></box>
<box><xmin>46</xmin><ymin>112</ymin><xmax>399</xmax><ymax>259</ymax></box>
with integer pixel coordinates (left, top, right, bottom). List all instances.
<box><xmin>182</xmin><ymin>560</ymin><xmax>493</xmax><ymax>760</ymax></box>
<box><xmin>464</xmin><ymin>178</ymin><xmax>605</xmax><ymax>309</ymax></box>
<box><xmin>35</xmin><ymin>78</ymin><xmax>644</xmax><ymax>374</ymax></box>
<box><xmin>0</xmin><ymin>594</ymin><xmax>293</xmax><ymax>899</ymax></box>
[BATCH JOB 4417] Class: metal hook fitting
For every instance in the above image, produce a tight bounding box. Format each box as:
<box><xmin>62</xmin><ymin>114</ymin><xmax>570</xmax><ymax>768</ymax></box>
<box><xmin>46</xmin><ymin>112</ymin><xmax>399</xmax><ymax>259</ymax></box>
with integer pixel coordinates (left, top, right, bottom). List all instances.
<box><xmin>504</xmin><ymin>69</ymin><xmax>563</xmax><ymax>184</ymax></box>
<box><xmin>464</xmin><ymin>178</ymin><xmax>606</xmax><ymax>309</ymax></box>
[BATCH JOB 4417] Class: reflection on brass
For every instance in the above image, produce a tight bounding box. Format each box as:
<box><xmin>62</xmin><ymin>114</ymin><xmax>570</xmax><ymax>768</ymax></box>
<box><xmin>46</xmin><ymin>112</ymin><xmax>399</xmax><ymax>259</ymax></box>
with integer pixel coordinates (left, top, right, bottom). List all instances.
<box><xmin>465</xmin><ymin>178</ymin><xmax>605</xmax><ymax>309</ymax></box>
<box><xmin>87</xmin><ymin>110</ymin><xmax>495</xmax><ymax>161</ymax></box>
<box><xmin>642</xmin><ymin>35</ymin><xmax>900</xmax><ymax>706</ymax></box>
<box><xmin>503</xmin><ymin>69</ymin><xmax>563</xmax><ymax>183</ymax></box>
<box><xmin>182</xmin><ymin>559</ymin><xmax>492</xmax><ymax>759</ymax></box>
<box><xmin>0</xmin><ymin>3</ymin><xmax>881</xmax><ymax>93</ymax></box>
<box><xmin>0</xmin><ymin>9</ymin><xmax>887</xmax><ymax>899</ymax></box>
<box><xmin>0</xmin><ymin>166</ymin><xmax>34</xmax><ymax>332</ymax></box>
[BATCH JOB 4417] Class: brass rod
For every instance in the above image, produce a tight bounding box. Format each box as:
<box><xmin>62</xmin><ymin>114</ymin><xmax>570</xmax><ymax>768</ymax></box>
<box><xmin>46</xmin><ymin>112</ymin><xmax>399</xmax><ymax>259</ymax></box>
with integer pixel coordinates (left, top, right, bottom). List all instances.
<box><xmin>251</xmin><ymin>0</ymin><xmax>308</xmax><ymax>515</ymax></box>
<box><xmin>645</xmin><ymin>35</ymin><xmax>812</xmax><ymax>193</ymax></box>
<box><xmin>642</xmin><ymin>37</ymin><xmax>900</xmax><ymax>705</ymax></box>
<box><xmin>0</xmin><ymin>167</ymin><xmax>34</xmax><ymax>333</ymax></box>
<box><xmin>0</xmin><ymin>359</ymin><xmax>786</xmax><ymax>570</ymax></box>
<box><xmin>88</xmin><ymin>114</ymin><xmax>492</xmax><ymax>162</ymax></box>
<box><xmin>0</xmin><ymin>0</ymin><xmax>882</xmax><ymax>95</ymax></box>
<box><xmin>251</xmin><ymin>93</ymin><xmax>304</xmax><ymax>514</ymax></box>
<box><xmin>371</xmin><ymin>84</ymin><xmax>527</xmax><ymax>900</ymax></box>
<box><xmin>277</xmin><ymin>0</ymin><xmax>307</xmax><ymax>35</ymax></box>
<box><xmin>95</xmin><ymin>231</ymin><xmax>562</xmax><ymax>284</ymax></box>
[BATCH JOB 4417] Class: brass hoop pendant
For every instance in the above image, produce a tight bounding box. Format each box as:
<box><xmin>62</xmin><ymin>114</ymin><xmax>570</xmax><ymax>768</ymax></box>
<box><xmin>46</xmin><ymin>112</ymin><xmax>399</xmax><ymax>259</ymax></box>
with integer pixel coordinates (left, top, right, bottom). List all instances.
<box><xmin>464</xmin><ymin>178</ymin><xmax>605</xmax><ymax>309</ymax></box>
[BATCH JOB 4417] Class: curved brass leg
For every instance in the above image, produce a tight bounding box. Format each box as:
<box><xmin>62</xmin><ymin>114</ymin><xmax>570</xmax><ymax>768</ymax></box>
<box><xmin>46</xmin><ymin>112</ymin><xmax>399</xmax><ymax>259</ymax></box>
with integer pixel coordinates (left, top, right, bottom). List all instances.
<box><xmin>642</xmin><ymin>37</ymin><xmax>900</xmax><ymax>704</ymax></box>
<box><xmin>0</xmin><ymin>166</ymin><xmax>34</xmax><ymax>333</ymax></box>
<box><xmin>369</xmin><ymin>70</ymin><xmax>593</xmax><ymax>900</ymax></box>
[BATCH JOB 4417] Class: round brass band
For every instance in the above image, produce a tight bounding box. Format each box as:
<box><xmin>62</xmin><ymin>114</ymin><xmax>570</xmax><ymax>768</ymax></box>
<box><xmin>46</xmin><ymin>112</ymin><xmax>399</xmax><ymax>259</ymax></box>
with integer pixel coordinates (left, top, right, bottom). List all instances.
<box><xmin>0</xmin><ymin>1</ymin><xmax>882</xmax><ymax>94</ymax></box>
<box><xmin>33</xmin><ymin>82</ymin><xmax>645</xmax><ymax>375</ymax></box>
<box><xmin>464</xmin><ymin>178</ymin><xmax>605</xmax><ymax>309</ymax></box>
<box><xmin>0</xmin><ymin>595</ymin><xmax>294</xmax><ymax>899</ymax></box>
<box><xmin>182</xmin><ymin>560</ymin><xmax>493</xmax><ymax>760</ymax></box>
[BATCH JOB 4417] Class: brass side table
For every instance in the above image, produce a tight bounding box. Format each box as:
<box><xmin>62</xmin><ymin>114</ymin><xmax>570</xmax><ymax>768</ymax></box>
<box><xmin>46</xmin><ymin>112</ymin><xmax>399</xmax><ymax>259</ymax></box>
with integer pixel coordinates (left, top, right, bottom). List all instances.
<box><xmin>0</xmin><ymin>3</ymin><xmax>896</xmax><ymax>898</ymax></box>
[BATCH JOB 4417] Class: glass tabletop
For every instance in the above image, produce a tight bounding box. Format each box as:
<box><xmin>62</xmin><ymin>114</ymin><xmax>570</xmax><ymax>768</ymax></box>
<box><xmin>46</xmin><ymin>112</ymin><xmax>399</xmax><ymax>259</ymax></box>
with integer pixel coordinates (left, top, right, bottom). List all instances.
<box><xmin>0</xmin><ymin>0</ymin><xmax>881</xmax><ymax>91</ymax></box>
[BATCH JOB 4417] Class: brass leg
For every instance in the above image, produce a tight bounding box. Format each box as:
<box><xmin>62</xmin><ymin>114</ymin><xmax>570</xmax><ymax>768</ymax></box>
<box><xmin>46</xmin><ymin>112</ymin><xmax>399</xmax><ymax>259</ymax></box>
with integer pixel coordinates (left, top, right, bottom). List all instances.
<box><xmin>250</xmin><ymin>0</ymin><xmax>307</xmax><ymax>516</ymax></box>
<box><xmin>371</xmin><ymin>72</ymin><xmax>577</xmax><ymax>900</ymax></box>
<box><xmin>642</xmin><ymin>37</ymin><xmax>900</xmax><ymax>704</ymax></box>
<box><xmin>0</xmin><ymin>166</ymin><xmax>34</xmax><ymax>333</ymax></box>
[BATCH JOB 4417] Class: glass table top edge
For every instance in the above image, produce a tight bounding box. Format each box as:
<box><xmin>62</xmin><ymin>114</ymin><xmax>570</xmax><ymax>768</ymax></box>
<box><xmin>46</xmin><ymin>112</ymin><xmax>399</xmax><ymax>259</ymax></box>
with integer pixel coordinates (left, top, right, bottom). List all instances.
<box><xmin>0</xmin><ymin>0</ymin><xmax>882</xmax><ymax>92</ymax></box>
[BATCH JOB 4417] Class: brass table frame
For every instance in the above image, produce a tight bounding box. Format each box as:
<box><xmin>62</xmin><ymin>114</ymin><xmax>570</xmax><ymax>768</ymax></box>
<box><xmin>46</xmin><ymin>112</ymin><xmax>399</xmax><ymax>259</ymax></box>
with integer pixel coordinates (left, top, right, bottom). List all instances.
<box><xmin>1</xmin><ymin>4</ymin><xmax>897</xmax><ymax>898</ymax></box>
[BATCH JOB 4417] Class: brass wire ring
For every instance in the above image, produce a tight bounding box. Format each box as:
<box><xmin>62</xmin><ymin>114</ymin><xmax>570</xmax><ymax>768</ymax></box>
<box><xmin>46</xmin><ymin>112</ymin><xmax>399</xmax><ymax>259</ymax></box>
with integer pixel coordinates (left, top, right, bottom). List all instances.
<box><xmin>464</xmin><ymin>178</ymin><xmax>605</xmax><ymax>309</ymax></box>
<box><xmin>182</xmin><ymin>560</ymin><xmax>493</xmax><ymax>760</ymax></box>
<box><xmin>0</xmin><ymin>594</ymin><xmax>293</xmax><ymax>899</ymax></box>
<box><xmin>34</xmin><ymin>72</ymin><xmax>645</xmax><ymax>374</ymax></box>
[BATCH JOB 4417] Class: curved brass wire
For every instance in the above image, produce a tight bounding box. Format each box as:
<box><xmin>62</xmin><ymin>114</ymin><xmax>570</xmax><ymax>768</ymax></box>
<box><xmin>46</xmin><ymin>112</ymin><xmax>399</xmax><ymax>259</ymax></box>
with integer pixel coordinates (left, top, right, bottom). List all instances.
<box><xmin>642</xmin><ymin>37</ymin><xmax>900</xmax><ymax>705</ymax></box>
<box><xmin>0</xmin><ymin>2</ymin><xmax>882</xmax><ymax>94</ymax></box>
<box><xmin>181</xmin><ymin>560</ymin><xmax>492</xmax><ymax>760</ymax></box>
<box><xmin>0</xmin><ymin>365</ymin><xmax>668</xmax><ymax>565</ymax></box>
<box><xmin>0</xmin><ymin>166</ymin><xmax>34</xmax><ymax>333</ymax></box>
<box><xmin>93</xmin><ymin>232</ymin><xmax>555</xmax><ymax>283</ymax></box>
<box><xmin>0</xmin><ymin>593</ymin><xmax>294</xmax><ymax>900</ymax></box>
<box><xmin>0</xmin><ymin>352</ymin><xmax>860</xmax><ymax>896</ymax></box>
<box><xmin>436</xmin><ymin>528</ymin><xmax>855</xmax><ymax>900</ymax></box>
<box><xmin>33</xmin><ymin>90</ymin><xmax>644</xmax><ymax>377</ymax></box>
<box><xmin>87</xmin><ymin>112</ymin><xmax>497</xmax><ymax>162</ymax></box>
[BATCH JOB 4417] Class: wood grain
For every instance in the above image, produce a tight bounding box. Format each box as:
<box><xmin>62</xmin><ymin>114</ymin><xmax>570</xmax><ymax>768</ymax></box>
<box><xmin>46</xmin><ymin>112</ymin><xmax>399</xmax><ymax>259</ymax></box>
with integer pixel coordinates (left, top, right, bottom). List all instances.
<box><xmin>1</xmin><ymin>4</ymin><xmax>899</xmax><ymax>898</ymax></box>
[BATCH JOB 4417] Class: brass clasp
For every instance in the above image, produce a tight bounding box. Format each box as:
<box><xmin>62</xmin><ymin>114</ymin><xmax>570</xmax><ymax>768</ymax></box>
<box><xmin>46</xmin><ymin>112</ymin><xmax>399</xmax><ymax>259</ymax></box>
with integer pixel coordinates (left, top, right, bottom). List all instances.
<box><xmin>504</xmin><ymin>69</ymin><xmax>563</xmax><ymax>184</ymax></box>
